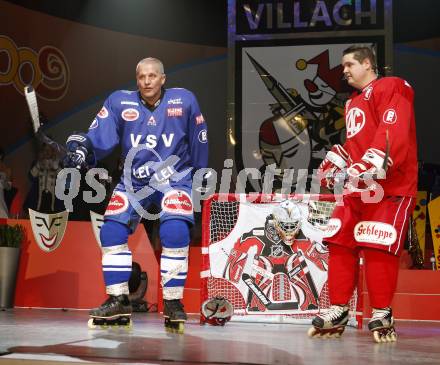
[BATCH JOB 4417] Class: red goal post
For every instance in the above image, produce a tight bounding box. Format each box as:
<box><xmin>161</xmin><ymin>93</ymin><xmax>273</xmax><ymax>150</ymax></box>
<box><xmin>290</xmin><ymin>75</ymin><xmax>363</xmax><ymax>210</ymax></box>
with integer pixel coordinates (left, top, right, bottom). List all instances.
<box><xmin>200</xmin><ymin>193</ymin><xmax>363</xmax><ymax>327</ymax></box>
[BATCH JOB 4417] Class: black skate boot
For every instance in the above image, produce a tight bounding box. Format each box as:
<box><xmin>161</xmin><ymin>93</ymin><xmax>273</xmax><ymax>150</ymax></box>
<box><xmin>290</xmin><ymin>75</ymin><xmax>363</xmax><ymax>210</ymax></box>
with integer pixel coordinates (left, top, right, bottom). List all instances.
<box><xmin>308</xmin><ymin>305</ymin><xmax>349</xmax><ymax>339</ymax></box>
<box><xmin>88</xmin><ymin>294</ymin><xmax>133</xmax><ymax>329</ymax></box>
<box><xmin>163</xmin><ymin>299</ymin><xmax>187</xmax><ymax>334</ymax></box>
<box><xmin>368</xmin><ymin>307</ymin><xmax>397</xmax><ymax>343</ymax></box>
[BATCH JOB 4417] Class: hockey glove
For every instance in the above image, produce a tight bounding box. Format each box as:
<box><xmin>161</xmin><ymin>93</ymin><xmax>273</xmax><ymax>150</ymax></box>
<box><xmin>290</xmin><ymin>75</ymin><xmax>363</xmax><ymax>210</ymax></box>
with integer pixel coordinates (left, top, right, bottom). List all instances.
<box><xmin>63</xmin><ymin>133</ymin><xmax>96</xmax><ymax>169</ymax></box>
<box><xmin>346</xmin><ymin>148</ymin><xmax>393</xmax><ymax>191</ymax></box>
<box><xmin>317</xmin><ymin>144</ymin><xmax>351</xmax><ymax>190</ymax></box>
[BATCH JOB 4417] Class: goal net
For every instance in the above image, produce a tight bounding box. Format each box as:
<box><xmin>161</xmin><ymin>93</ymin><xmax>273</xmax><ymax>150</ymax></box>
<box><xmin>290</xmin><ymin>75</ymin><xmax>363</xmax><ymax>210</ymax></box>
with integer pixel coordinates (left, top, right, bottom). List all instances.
<box><xmin>201</xmin><ymin>193</ymin><xmax>363</xmax><ymax>327</ymax></box>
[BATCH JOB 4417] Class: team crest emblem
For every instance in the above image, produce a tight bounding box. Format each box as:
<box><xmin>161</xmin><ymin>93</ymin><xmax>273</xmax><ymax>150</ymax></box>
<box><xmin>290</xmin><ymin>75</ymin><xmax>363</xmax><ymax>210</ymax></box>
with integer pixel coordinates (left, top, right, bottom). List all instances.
<box><xmin>270</xmin><ymin>244</ymin><xmax>284</xmax><ymax>257</ymax></box>
<box><xmin>90</xmin><ymin>211</ymin><xmax>104</xmax><ymax>248</ymax></box>
<box><xmin>29</xmin><ymin>209</ymin><xmax>68</xmax><ymax>252</ymax></box>
<box><xmin>346</xmin><ymin>107</ymin><xmax>365</xmax><ymax>138</ymax></box>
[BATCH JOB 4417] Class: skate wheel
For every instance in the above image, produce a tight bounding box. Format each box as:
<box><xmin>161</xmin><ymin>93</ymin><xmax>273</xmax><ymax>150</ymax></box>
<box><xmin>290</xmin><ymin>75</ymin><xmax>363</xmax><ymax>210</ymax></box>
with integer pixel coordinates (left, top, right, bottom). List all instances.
<box><xmin>165</xmin><ymin>321</ymin><xmax>185</xmax><ymax>334</ymax></box>
<box><xmin>87</xmin><ymin>318</ymin><xmax>97</xmax><ymax>329</ymax></box>
<box><xmin>176</xmin><ymin>322</ymin><xmax>184</xmax><ymax>334</ymax></box>
<box><xmin>165</xmin><ymin>326</ymin><xmax>180</xmax><ymax>334</ymax></box>
<box><xmin>373</xmin><ymin>329</ymin><xmax>397</xmax><ymax>343</ymax></box>
<box><xmin>307</xmin><ymin>327</ymin><xmax>318</xmax><ymax>338</ymax></box>
<box><xmin>117</xmin><ymin>317</ymin><xmax>132</xmax><ymax>330</ymax></box>
<box><xmin>383</xmin><ymin>331</ymin><xmax>397</xmax><ymax>343</ymax></box>
<box><xmin>307</xmin><ymin>326</ymin><xmax>344</xmax><ymax>339</ymax></box>
<box><xmin>373</xmin><ymin>331</ymin><xmax>384</xmax><ymax>343</ymax></box>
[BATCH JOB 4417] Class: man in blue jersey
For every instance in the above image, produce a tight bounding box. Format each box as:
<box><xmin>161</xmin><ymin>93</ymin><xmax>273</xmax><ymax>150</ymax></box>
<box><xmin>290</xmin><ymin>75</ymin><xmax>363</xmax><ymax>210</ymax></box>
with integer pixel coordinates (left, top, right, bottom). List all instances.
<box><xmin>64</xmin><ymin>58</ymin><xmax>208</xmax><ymax>332</ymax></box>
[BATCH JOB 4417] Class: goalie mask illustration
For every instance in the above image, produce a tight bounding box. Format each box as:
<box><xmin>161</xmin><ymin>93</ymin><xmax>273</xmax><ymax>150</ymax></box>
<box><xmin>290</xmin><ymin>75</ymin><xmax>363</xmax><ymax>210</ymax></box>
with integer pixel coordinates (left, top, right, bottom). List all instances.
<box><xmin>272</xmin><ymin>200</ymin><xmax>302</xmax><ymax>245</ymax></box>
<box><xmin>200</xmin><ymin>297</ymin><xmax>234</xmax><ymax>326</ymax></box>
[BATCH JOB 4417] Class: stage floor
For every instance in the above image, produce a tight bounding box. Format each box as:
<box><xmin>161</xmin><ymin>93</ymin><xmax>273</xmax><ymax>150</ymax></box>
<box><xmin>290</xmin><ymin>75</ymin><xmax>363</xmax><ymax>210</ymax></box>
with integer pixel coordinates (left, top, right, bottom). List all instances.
<box><xmin>1</xmin><ymin>309</ymin><xmax>439</xmax><ymax>365</ymax></box>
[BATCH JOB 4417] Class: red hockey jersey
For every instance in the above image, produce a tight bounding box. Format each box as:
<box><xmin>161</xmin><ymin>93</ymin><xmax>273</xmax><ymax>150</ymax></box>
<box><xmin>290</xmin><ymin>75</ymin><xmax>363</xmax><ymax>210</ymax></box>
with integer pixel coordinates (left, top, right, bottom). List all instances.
<box><xmin>343</xmin><ymin>77</ymin><xmax>418</xmax><ymax>197</ymax></box>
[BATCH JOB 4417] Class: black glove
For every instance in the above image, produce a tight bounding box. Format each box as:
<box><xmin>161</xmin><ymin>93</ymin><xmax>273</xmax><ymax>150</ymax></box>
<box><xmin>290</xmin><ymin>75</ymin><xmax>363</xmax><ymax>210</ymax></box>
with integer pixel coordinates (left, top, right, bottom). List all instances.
<box><xmin>63</xmin><ymin>133</ymin><xmax>96</xmax><ymax>169</ymax></box>
<box><xmin>63</xmin><ymin>146</ymin><xmax>88</xmax><ymax>169</ymax></box>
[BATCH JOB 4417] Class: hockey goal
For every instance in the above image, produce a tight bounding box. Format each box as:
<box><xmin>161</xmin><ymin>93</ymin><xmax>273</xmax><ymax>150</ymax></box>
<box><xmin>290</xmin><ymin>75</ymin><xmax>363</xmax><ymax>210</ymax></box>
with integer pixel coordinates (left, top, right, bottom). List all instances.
<box><xmin>201</xmin><ymin>193</ymin><xmax>363</xmax><ymax>327</ymax></box>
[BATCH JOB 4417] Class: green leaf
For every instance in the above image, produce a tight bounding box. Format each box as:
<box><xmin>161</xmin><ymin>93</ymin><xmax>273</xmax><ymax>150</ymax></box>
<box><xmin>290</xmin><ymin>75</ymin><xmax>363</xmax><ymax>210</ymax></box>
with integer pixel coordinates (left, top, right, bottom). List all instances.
<box><xmin>0</xmin><ymin>224</ymin><xmax>25</xmax><ymax>248</ymax></box>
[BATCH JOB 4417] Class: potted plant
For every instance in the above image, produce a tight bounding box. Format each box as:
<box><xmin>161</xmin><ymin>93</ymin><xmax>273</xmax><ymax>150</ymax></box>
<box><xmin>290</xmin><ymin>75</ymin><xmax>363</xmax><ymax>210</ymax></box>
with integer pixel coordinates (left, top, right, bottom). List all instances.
<box><xmin>0</xmin><ymin>224</ymin><xmax>25</xmax><ymax>308</ymax></box>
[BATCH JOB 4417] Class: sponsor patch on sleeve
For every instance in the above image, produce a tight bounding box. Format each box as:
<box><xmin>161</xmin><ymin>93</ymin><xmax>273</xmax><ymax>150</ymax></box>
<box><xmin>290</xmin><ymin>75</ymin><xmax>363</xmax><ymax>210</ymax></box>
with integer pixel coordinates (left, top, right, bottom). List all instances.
<box><xmin>196</xmin><ymin>114</ymin><xmax>205</xmax><ymax>125</ymax></box>
<box><xmin>98</xmin><ymin>106</ymin><xmax>108</xmax><ymax>119</ymax></box>
<box><xmin>198</xmin><ymin>129</ymin><xmax>208</xmax><ymax>143</ymax></box>
<box><xmin>383</xmin><ymin>109</ymin><xmax>397</xmax><ymax>124</ymax></box>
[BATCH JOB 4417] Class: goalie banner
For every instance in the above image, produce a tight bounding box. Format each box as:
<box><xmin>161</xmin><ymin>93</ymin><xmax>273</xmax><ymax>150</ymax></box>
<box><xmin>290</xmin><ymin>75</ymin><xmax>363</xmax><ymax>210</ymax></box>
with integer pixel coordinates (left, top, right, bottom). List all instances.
<box><xmin>201</xmin><ymin>194</ymin><xmax>362</xmax><ymax>326</ymax></box>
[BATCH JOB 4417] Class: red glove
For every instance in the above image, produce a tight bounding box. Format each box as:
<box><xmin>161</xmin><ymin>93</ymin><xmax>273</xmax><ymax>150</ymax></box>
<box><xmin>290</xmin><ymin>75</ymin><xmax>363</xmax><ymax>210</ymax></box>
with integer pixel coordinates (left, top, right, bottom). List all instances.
<box><xmin>346</xmin><ymin>148</ymin><xmax>393</xmax><ymax>191</ymax></box>
<box><xmin>317</xmin><ymin>144</ymin><xmax>351</xmax><ymax>190</ymax></box>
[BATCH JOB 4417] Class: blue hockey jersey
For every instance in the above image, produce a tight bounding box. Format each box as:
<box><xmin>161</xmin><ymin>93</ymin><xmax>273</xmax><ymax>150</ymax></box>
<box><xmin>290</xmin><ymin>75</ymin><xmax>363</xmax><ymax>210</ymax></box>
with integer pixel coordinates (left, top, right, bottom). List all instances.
<box><xmin>87</xmin><ymin>88</ymin><xmax>208</xmax><ymax>188</ymax></box>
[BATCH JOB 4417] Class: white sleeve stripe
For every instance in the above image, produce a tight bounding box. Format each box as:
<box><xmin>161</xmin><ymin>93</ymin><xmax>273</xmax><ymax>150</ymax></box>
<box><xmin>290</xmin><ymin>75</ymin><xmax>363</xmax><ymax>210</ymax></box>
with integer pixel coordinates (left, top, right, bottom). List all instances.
<box><xmin>334</xmin><ymin>144</ymin><xmax>350</xmax><ymax>160</ymax></box>
<box><xmin>327</xmin><ymin>151</ymin><xmax>347</xmax><ymax>169</ymax></box>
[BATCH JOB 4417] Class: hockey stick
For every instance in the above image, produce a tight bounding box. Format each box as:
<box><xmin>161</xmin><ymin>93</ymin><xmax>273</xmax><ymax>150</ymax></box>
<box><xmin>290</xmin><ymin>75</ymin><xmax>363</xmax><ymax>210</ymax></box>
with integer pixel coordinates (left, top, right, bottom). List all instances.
<box><xmin>381</xmin><ymin>129</ymin><xmax>390</xmax><ymax>172</ymax></box>
<box><xmin>24</xmin><ymin>85</ymin><xmax>78</xmax><ymax>191</ymax></box>
<box><xmin>24</xmin><ymin>85</ymin><xmax>67</xmax><ymax>156</ymax></box>
<box><xmin>241</xmin><ymin>273</ymin><xmax>299</xmax><ymax>310</ymax></box>
<box><xmin>24</xmin><ymin>85</ymin><xmax>41</xmax><ymax>134</ymax></box>
<box><xmin>287</xmin><ymin>251</ymin><xmax>319</xmax><ymax>301</ymax></box>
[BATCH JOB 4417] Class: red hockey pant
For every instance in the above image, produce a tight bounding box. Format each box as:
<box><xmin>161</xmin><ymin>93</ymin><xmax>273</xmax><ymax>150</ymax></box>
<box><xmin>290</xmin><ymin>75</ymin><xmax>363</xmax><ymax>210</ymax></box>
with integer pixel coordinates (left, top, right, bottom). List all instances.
<box><xmin>328</xmin><ymin>244</ymin><xmax>399</xmax><ymax>308</ymax></box>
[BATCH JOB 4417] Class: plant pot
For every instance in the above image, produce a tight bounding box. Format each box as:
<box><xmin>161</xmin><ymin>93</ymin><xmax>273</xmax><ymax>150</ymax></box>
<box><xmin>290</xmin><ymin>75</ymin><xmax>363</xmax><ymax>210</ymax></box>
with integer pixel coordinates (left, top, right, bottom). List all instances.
<box><xmin>0</xmin><ymin>246</ymin><xmax>20</xmax><ymax>308</ymax></box>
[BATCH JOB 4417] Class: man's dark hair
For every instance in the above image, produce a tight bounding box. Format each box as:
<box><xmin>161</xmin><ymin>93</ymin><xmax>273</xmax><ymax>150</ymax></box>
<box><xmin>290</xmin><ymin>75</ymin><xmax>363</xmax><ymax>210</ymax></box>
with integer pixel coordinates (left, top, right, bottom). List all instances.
<box><xmin>343</xmin><ymin>45</ymin><xmax>377</xmax><ymax>73</ymax></box>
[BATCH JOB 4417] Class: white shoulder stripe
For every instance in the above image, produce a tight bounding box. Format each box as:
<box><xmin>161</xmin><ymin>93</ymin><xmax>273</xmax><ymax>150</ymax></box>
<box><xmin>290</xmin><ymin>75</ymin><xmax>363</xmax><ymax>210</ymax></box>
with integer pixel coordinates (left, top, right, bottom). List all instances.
<box><xmin>121</xmin><ymin>101</ymin><xmax>139</xmax><ymax>106</ymax></box>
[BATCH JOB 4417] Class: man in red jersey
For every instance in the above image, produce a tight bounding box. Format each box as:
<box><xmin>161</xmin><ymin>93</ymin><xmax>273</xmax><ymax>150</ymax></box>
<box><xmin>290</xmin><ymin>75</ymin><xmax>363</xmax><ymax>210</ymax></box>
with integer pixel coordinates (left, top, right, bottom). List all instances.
<box><xmin>308</xmin><ymin>45</ymin><xmax>417</xmax><ymax>343</ymax></box>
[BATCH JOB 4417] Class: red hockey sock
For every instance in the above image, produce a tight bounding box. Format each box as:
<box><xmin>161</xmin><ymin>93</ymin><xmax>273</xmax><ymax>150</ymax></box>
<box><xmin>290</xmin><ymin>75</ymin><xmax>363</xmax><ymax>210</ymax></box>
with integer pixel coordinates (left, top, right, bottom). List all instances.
<box><xmin>328</xmin><ymin>244</ymin><xmax>359</xmax><ymax>305</ymax></box>
<box><xmin>363</xmin><ymin>247</ymin><xmax>399</xmax><ymax>308</ymax></box>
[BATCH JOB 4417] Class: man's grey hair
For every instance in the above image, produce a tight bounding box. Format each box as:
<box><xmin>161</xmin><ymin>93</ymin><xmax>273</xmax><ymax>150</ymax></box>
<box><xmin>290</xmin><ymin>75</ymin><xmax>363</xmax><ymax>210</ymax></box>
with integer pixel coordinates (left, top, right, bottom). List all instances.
<box><xmin>136</xmin><ymin>57</ymin><xmax>165</xmax><ymax>74</ymax></box>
